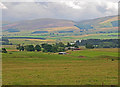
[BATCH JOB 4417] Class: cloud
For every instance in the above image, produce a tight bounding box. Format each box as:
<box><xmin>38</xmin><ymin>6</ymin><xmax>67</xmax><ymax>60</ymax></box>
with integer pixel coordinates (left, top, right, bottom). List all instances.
<box><xmin>2</xmin><ymin>0</ymin><xmax>119</xmax><ymax>22</ymax></box>
<box><xmin>0</xmin><ymin>2</ymin><xmax>8</xmax><ymax>9</ymax></box>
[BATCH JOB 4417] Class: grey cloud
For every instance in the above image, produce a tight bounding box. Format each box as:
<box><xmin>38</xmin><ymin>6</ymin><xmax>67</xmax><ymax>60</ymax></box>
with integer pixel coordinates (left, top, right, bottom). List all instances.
<box><xmin>2</xmin><ymin>0</ymin><xmax>119</xmax><ymax>22</ymax></box>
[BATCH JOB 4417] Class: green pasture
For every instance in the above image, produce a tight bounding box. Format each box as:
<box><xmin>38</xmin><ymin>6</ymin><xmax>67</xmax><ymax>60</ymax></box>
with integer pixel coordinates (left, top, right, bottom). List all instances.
<box><xmin>68</xmin><ymin>49</ymin><xmax>118</xmax><ymax>60</ymax></box>
<box><xmin>2</xmin><ymin>48</ymin><xmax>118</xmax><ymax>85</ymax></box>
<box><xmin>4</xmin><ymin>33</ymin><xmax>119</xmax><ymax>40</ymax></box>
<box><xmin>1</xmin><ymin>33</ymin><xmax>118</xmax><ymax>46</ymax></box>
<box><xmin>7</xmin><ymin>33</ymin><xmax>119</xmax><ymax>45</ymax></box>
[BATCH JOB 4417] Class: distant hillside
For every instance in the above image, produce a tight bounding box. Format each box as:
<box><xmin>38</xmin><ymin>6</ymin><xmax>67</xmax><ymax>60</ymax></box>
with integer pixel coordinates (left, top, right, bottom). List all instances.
<box><xmin>75</xmin><ymin>15</ymin><xmax>118</xmax><ymax>31</ymax></box>
<box><xmin>3</xmin><ymin>18</ymin><xmax>76</xmax><ymax>31</ymax></box>
<box><xmin>2</xmin><ymin>15</ymin><xmax>118</xmax><ymax>34</ymax></box>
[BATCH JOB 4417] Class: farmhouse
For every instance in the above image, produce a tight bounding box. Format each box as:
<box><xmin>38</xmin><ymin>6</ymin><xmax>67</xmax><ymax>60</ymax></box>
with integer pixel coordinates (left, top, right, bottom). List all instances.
<box><xmin>74</xmin><ymin>40</ymin><xmax>82</xmax><ymax>43</ymax></box>
<box><xmin>58</xmin><ymin>52</ymin><xmax>67</xmax><ymax>55</ymax></box>
<box><xmin>70</xmin><ymin>42</ymin><xmax>75</xmax><ymax>45</ymax></box>
<box><xmin>70</xmin><ymin>47</ymin><xmax>75</xmax><ymax>49</ymax></box>
<box><xmin>65</xmin><ymin>47</ymin><xmax>75</xmax><ymax>50</ymax></box>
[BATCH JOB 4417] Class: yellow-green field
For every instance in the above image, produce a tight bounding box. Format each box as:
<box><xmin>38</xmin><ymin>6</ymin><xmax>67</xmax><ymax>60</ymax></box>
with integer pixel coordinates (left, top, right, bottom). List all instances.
<box><xmin>2</xmin><ymin>48</ymin><xmax>118</xmax><ymax>85</ymax></box>
<box><xmin>9</xmin><ymin>39</ymin><xmax>56</xmax><ymax>45</ymax></box>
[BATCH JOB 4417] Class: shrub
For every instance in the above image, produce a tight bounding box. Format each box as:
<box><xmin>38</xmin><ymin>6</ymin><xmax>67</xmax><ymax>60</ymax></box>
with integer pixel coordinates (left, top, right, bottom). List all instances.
<box><xmin>2</xmin><ymin>48</ymin><xmax>7</xmax><ymax>53</ymax></box>
<box><xmin>35</xmin><ymin>45</ymin><xmax>41</xmax><ymax>51</ymax></box>
<box><xmin>25</xmin><ymin>45</ymin><xmax>35</xmax><ymax>51</ymax></box>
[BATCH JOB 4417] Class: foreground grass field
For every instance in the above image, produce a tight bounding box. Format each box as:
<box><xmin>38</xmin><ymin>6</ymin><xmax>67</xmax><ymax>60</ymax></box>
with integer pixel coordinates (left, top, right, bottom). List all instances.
<box><xmin>2</xmin><ymin>48</ymin><xmax>118</xmax><ymax>85</ymax></box>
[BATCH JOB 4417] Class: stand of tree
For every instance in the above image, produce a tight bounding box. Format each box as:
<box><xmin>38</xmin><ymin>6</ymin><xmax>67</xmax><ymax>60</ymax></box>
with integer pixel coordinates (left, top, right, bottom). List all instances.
<box><xmin>16</xmin><ymin>42</ymin><xmax>67</xmax><ymax>53</ymax></box>
<box><xmin>16</xmin><ymin>41</ymin><xmax>80</xmax><ymax>53</ymax></box>
<box><xmin>15</xmin><ymin>39</ymin><xmax>120</xmax><ymax>53</ymax></box>
<box><xmin>75</xmin><ymin>39</ymin><xmax>119</xmax><ymax>48</ymax></box>
<box><xmin>2</xmin><ymin>48</ymin><xmax>7</xmax><ymax>53</ymax></box>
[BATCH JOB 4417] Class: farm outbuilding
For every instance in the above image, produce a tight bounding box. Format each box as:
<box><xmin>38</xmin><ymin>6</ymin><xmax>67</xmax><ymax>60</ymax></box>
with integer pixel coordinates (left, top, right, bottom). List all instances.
<box><xmin>73</xmin><ymin>48</ymin><xmax>81</xmax><ymax>50</ymax></box>
<box><xmin>58</xmin><ymin>52</ymin><xmax>67</xmax><ymax>55</ymax></box>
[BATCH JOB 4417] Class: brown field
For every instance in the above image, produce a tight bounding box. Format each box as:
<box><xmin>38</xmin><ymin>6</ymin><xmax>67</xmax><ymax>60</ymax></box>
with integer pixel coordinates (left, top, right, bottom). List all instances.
<box><xmin>9</xmin><ymin>39</ymin><xmax>54</xmax><ymax>41</ymax></box>
<box><xmin>36</xmin><ymin>26</ymin><xmax>79</xmax><ymax>32</ymax></box>
<box><xmin>6</xmin><ymin>49</ymin><xmax>18</xmax><ymax>52</ymax></box>
<box><xmin>27</xmin><ymin>39</ymin><xmax>55</xmax><ymax>41</ymax></box>
<box><xmin>64</xmin><ymin>34</ymin><xmax>102</xmax><ymax>38</ymax></box>
<box><xmin>96</xmin><ymin>27</ymin><xmax>118</xmax><ymax>31</ymax></box>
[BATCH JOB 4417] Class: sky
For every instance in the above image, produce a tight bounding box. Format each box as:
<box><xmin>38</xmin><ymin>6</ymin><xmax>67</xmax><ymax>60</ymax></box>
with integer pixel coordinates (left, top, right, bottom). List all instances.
<box><xmin>0</xmin><ymin>0</ymin><xmax>119</xmax><ymax>22</ymax></box>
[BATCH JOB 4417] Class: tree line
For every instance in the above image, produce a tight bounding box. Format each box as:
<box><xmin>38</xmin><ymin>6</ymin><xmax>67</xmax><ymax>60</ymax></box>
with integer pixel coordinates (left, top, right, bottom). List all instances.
<box><xmin>16</xmin><ymin>42</ymin><xmax>79</xmax><ymax>53</ymax></box>
<box><xmin>2</xmin><ymin>39</ymin><xmax>120</xmax><ymax>53</ymax></box>
<box><xmin>75</xmin><ymin>39</ymin><xmax>120</xmax><ymax>48</ymax></box>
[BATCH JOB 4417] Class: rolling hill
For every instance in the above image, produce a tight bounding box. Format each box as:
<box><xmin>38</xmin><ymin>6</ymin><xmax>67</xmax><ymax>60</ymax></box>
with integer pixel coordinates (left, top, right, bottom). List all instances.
<box><xmin>75</xmin><ymin>15</ymin><xmax>118</xmax><ymax>30</ymax></box>
<box><xmin>3</xmin><ymin>18</ymin><xmax>76</xmax><ymax>31</ymax></box>
<box><xmin>2</xmin><ymin>15</ymin><xmax>118</xmax><ymax>34</ymax></box>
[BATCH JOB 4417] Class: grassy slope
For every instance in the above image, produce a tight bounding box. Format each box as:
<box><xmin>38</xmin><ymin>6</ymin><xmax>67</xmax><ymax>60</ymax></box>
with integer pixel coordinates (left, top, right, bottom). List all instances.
<box><xmin>2</xmin><ymin>48</ymin><xmax>118</xmax><ymax>85</ymax></box>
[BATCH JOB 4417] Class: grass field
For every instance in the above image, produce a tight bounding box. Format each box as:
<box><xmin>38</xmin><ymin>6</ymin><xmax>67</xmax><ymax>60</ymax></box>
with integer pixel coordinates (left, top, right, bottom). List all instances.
<box><xmin>9</xmin><ymin>39</ymin><xmax>56</xmax><ymax>45</ymax></box>
<box><xmin>6</xmin><ymin>33</ymin><xmax>119</xmax><ymax>45</ymax></box>
<box><xmin>2</xmin><ymin>48</ymin><xmax>118</xmax><ymax>85</ymax></box>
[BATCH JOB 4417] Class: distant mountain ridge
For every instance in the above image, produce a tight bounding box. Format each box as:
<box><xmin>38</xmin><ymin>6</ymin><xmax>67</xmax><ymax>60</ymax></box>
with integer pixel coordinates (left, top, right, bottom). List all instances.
<box><xmin>75</xmin><ymin>15</ymin><xmax>118</xmax><ymax>30</ymax></box>
<box><xmin>3</xmin><ymin>18</ymin><xmax>75</xmax><ymax>30</ymax></box>
<box><xmin>2</xmin><ymin>15</ymin><xmax>118</xmax><ymax>34</ymax></box>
